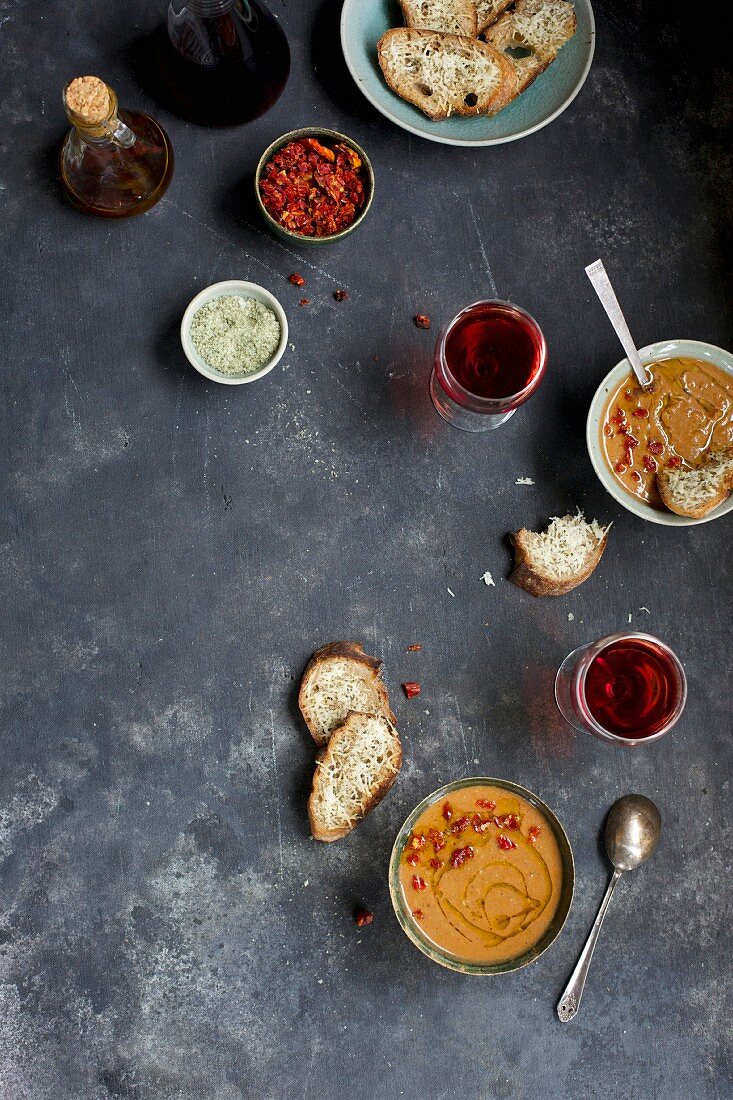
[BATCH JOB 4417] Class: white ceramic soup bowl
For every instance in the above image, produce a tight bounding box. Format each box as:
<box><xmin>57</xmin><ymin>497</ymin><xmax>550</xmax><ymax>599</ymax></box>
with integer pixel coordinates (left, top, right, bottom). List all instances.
<box><xmin>181</xmin><ymin>280</ymin><xmax>288</xmax><ymax>385</ymax></box>
<box><xmin>586</xmin><ymin>338</ymin><xmax>733</xmax><ymax>526</ymax></box>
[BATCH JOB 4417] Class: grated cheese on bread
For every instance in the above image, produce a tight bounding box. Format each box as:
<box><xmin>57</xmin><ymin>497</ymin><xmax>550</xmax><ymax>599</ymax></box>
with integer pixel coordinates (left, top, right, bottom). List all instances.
<box><xmin>657</xmin><ymin>449</ymin><xmax>733</xmax><ymax>519</ymax></box>
<box><xmin>400</xmin><ymin>0</ymin><xmax>479</xmax><ymax>37</ymax></box>
<box><xmin>299</xmin><ymin>641</ymin><xmax>396</xmax><ymax>747</ymax></box>
<box><xmin>509</xmin><ymin>511</ymin><xmax>610</xmax><ymax>597</ymax></box>
<box><xmin>483</xmin><ymin>0</ymin><xmax>576</xmax><ymax>95</ymax></box>
<box><xmin>377</xmin><ymin>28</ymin><xmax>518</xmax><ymax>120</ymax></box>
<box><xmin>308</xmin><ymin>713</ymin><xmax>403</xmax><ymax>842</ymax></box>
<box><xmin>476</xmin><ymin>0</ymin><xmax>514</xmax><ymax>33</ymax></box>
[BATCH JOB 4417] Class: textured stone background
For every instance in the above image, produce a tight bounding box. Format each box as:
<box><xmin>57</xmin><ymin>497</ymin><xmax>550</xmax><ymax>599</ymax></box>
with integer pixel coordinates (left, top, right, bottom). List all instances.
<box><xmin>1</xmin><ymin>1</ymin><xmax>731</xmax><ymax>1098</ymax></box>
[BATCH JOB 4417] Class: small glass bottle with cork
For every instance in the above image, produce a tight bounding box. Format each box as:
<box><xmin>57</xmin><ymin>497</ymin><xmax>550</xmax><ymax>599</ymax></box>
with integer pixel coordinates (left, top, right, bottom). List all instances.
<box><xmin>59</xmin><ymin>76</ymin><xmax>173</xmax><ymax>217</ymax></box>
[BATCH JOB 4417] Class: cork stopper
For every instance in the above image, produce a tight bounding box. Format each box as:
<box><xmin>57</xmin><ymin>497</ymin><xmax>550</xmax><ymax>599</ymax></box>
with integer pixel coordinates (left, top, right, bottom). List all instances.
<box><xmin>65</xmin><ymin>76</ymin><xmax>110</xmax><ymax>122</ymax></box>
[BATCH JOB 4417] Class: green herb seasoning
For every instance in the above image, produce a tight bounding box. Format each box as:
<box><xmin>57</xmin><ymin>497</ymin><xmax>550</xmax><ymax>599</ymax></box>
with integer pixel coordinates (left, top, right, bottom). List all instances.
<box><xmin>190</xmin><ymin>295</ymin><xmax>281</xmax><ymax>376</ymax></box>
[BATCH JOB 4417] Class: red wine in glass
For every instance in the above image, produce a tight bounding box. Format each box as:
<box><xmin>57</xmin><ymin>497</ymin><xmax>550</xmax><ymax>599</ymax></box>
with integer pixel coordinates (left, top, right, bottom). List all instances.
<box><xmin>555</xmin><ymin>633</ymin><xmax>687</xmax><ymax>744</ymax></box>
<box><xmin>430</xmin><ymin>300</ymin><xmax>546</xmax><ymax>431</ymax></box>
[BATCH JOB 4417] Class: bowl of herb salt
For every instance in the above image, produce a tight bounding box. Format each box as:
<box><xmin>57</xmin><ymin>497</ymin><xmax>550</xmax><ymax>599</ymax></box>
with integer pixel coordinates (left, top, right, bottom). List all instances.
<box><xmin>181</xmin><ymin>280</ymin><xmax>288</xmax><ymax>384</ymax></box>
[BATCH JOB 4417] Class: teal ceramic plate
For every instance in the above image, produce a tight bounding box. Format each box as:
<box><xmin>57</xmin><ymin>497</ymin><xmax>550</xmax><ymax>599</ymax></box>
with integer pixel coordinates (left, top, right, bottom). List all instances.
<box><xmin>340</xmin><ymin>0</ymin><xmax>595</xmax><ymax>146</ymax></box>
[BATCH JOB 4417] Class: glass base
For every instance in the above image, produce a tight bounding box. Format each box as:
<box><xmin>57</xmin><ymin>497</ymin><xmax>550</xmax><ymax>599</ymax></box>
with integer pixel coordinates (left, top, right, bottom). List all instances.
<box><xmin>429</xmin><ymin>368</ymin><xmax>516</xmax><ymax>432</ymax></box>
<box><xmin>554</xmin><ymin>646</ymin><xmax>588</xmax><ymax>735</ymax></box>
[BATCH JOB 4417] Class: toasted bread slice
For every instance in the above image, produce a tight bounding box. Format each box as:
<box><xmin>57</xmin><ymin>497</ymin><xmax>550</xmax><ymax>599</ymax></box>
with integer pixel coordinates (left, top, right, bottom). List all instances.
<box><xmin>476</xmin><ymin>0</ymin><xmax>514</xmax><ymax>33</ymax></box>
<box><xmin>483</xmin><ymin>0</ymin><xmax>577</xmax><ymax>95</ymax></box>
<box><xmin>509</xmin><ymin>511</ymin><xmax>610</xmax><ymax>597</ymax></box>
<box><xmin>308</xmin><ymin>712</ymin><xmax>403</xmax><ymax>842</ymax></box>
<box><xmin>377</xmin><ymin>28</ymin><xmax>518</xmax><ymax>120</ymax></box>
<box><xmin>299</xmin><ymin>641</ymin><xmax>396</xmax><ymax>747</ymax></box>
<box><xmin>657</xmin><ymin>449</ymin><xmax>733</xmax><ymax>519</ymax></box>
<box><xmin>400</xmin><ymin>0</ymin><xmax>478</xmax><ymax>37</ymax></box>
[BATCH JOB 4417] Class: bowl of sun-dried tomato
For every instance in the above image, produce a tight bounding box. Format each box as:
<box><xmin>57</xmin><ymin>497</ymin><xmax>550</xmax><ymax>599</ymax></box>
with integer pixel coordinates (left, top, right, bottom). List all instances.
<box><xmin>255</xmin><ymin>128</ymin><xmax>374</xmax><ymax>244</ymax></box>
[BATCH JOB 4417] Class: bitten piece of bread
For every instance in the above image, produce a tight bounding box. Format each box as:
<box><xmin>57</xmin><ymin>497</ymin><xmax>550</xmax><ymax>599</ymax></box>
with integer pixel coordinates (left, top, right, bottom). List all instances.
<box><xmin>483</xmin><ymin>0</ymin><xmax>577</xmax><ymax>95</ymax></box>
<box><xmin>308</xmin><ymin>712</ymin><xmax>403</xmax><ymax>842</ymax></box>
<box><xmin>400</xmin><ymin>0</ymin><xmax>479</xmax><ymax>37</ymax></box>
<box><xmin>509</xmin><ymin>511</ymin><xmax>610</xmax><ymax>597</ymax></box>
<box><xmin>299</xmin><ymin>641</ymin><xmax>396</xmax><ymax>747</ymax></box>
<box><xmin>377</xmin><ymin>28</ymin><xmax>518</xmax><ymax>120</ymax></box>
<box><xmin>657</xmin><ymin>449</ymin><xmax>733</xmax><ymax>518</ymax></box>
<box><xmin>476</xmin><ymin>0</ymin><xmax>514</xmax><ymax>33</ymax></box>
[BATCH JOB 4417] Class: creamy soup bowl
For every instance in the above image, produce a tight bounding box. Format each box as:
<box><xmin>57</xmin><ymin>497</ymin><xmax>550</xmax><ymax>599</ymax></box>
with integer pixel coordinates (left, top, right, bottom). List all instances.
<box><xmin>586</xmin><ymin>338</ymin><xmax>733</xmax><ymax>526</ymax></box>
<box><xmin>389</xmin><ymin>777</ymin><xmax>574</xmax><ymax>975</ymax></box>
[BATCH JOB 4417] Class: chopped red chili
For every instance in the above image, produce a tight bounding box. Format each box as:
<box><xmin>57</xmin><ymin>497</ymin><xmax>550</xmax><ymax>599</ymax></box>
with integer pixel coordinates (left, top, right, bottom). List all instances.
<box><xmin>528</xmin><ymin>824</ymin><xmax>542</xmax><ymax>844</ymax></box>
<box><xmin>633</xmin><ymin>406</ymin><xmax>649</xmax><ymax>418</ymax></box>
<box><xmin>615</xmin><ymin>461</ymin><xmax>628</xmax><ymax>474</ymax></box>
<box><xmin>442</xmin><ymin>802</ymin><xmax>453</xmax><ymax>823</ymax></box>
<box><xmin>409</xmin><ymin>834</ymin><xmax>426</xmax><ymax>850</ymax></box>
<box><xmin>412</xmin><ymin>875</ymin><xmax>427</xmax><ymax>891</ymax></box>
<box><xmin>497</xmin><ymin>834</ymin><xmax>517</xmax><ymax>851</ymax></box>
<box><xmin>647</xmin><ymin>440</ymin><xmax>664</xmax><ymax>455</ymax></box>
<box><xmin>353</xmin><ymin>906</ymin><xmax>373</xmax><ymax>927</ymax></box>
<box><xmin>259</xmin><ymin>138</ymin><xmax>367</xmax><ymax>237</ymax></box>
<box><xmin>667</xmin><ymin>455</ymin><xmax>683</xmax><ymax>468</ymax></box>
<box><xmin>299</xmin><ymin>298</ymin><xmax>310</xmax><ymax>306</ymax></box>
<box><xmin>406</xmin><ymin>644</ymin><xmax>422</xmax><ymax>651</ymax></box>
<box><xmin>428</xmin><ymin>828</ymin><xmax>446</xmax><ymax>852</ymax></box>
<box><xmin>414</xmin><ymin>314</ymin><xmax>431</xmax><ymax>329</ymax></box>
<box><xmin>405</xmin><ymin>850</ymin><xmax>420</xmax><ymax>866</ymax></box>
<box><xmin>449</xmin><ymin>816</ymin><xmax>470</xmax><ymax>835</ymax></box>
<box><xmin>412</xmin><ymin>909</ymin><xmax>424</xmax><ymax>920</ymax></box>
<box><xmin>476</xmin><ymin>798</ymin><xmax>496</xmax><ymax>810</ymax></box>
<box><xmin>288</xmin><ymin>272</ymin><xmax>305</xmax><ymax>286</ymax></box>
<box><xmin>333</xmin><ymin>289</ymin><xmax>349</xmax><ymax>301</ymax></box>
<box><xmin>498</xmin><ymin>813</ymin><xmax>520</xmax><ymax>830</ymax></box>
<box><xmin>402</xmin><ymin>681</ymin><xmax>421</xmax><ymax>699</ymax></box>
<box><xmin>450</xmin><ymin>845</ymin><xmax>475</xmax><ymax>869</ymax></box>
<box><xmin>643</xmin><ymin>454</ymin><xmax>658</xmax><ymax>473</ymax></box>
<box><xmin>429</xmin><ymin>857</ymin><xmax>442</xmax><ymax>869</ymax></box>
<box><xmin>630</xmin><ymin>471</ymin><xmax>642</xmax><ymax>482</ymax></box>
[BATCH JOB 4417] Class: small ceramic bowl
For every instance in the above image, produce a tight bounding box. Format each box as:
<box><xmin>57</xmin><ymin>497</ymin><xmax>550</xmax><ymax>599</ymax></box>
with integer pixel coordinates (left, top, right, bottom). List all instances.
<box><xmin>586</xmin><ymin>338</ymin><xmax>733</xmax><ymax>526</ymax></box>
<box><xmin>180</xmin><ymin>280</ymin><xmax>288</xmax><ymax>386</ymax></box>
<box><xmin>389</xmin><ymin>777</ymin><xmax>575</xmax><ymax>975</ymax></box>
<box><xmin>255</xmin><ymin>127</ymin><xmax>375</xmax><ymax>245</ymax></box>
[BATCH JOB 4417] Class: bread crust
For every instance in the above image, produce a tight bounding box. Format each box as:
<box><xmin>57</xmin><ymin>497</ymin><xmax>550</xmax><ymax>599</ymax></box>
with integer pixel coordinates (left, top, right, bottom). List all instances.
<box><xmin>509</xmin><ymin>528</ymin><xmax>609</xmax><ymax>597</ymax></box>
<box><xmin>308</xmin><ymin>712</ymin><xmax>403</xmax><ymax>842</ymax></box>
<box><xmin>657</xmin><ymin>450</ymin><xmax>733</xmax><ymax>518</ymax></box>
<box><xmin>298</xmin><ymin>641</ymin><xmax>396</xmax><ymax>746</ymax></box>
<box><xmin>377</xmin><ymin>28</ymin><xmax>517</xmax><ymax>121</ymax></box>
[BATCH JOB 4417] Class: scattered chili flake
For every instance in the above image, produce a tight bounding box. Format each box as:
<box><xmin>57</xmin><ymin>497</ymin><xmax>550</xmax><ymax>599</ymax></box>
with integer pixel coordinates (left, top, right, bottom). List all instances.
<box><xmin>412</xmin><ymin>875</ymin><xmax>427</xmax><ymax>891</ymax></box>
<box><xmin>647</xmin><ymin>440</ymin><xmax>664</xmax><ymax>455</ymax></box>
<box><xmin>333</xmin><ymin>289</ymin><xmax>348</xmax><ymax>301</ymax></box>
<box><xmin>643</xmin><ymin>454</ymin><xmax>658</xmax><ymax>473</ymax></box>
<box><xmin>625</xmin><ymin>435</ymin><xmax>639</xmax><ymax>449</ymax></box>
<box><xmin>402</xmin><ymin>681</ymin><xmax>421</xmax><ymax>699</ymax></box>
<box><xmin>610</xmin><ymin>407</ymin><xmax>628</xmax><ymax>427</ymax></box>
<box><xmin>615</xmin><ymin>461</ymin><xmax>628</xmax><ymax>474</ymax></box>
<box><xmin>449</xmin><ymin>815</ymin><xmax>470</xmax><ymax>835</ymax></box>
<box><xmin>630</xmin><ymin>471</ymin><xmax>642</xmax><ymax>482</ymax></box>
<box><xmin>299</xmin><ymin>298</ymin><xmax>310</xmax><ymax>306</ymax></box>
<box><xmin>408</xmin><ymin>834</ymin><xmax>426</xmax><ymax>850</ymax></box>
<box><xmin>499</xmin><ymin>813</ymin><xmax>520</xmax><ymax>830</ymax></box>
<box><xmin>405</xmin><ymin>850</ymin><xmax>420</xmax><ymax>866</ymax></box>
<box><xmin>633</xmin><ymin>406</ymin><xmax>649</xmax><ymax>418</ymax></box>
<box><xmin>429</xmin><ymin>857</ymin><xmax>442</xmax><ymax>869</ymax></box>
<box><xmin>259</xmin><ymin>138</ymin><xmax>367</xmax><ymax>238</ymax></box>
<box><xmin>497</xmin><ymin>834</ymin><xmax>517</xmax><ymax>851</ymax></box>
<box><xmin>471</xmin><ymin>813</ymin><xmax>491</xmax><ymax>833</ymax></box>
<box><xmin>528</xmin><ymin>825</ymin><xmax>542</xmax><ymax>844</ymax></box>
<box><xmin>667</xmin><ymin>455</ymin><xmax>683</xmax><ymax>468</ymax></box>
<box><xmin>406</xmin><ymin>644</ymin><xmax>422</xmax><ymax>652</ymax></box>
<box><xmin>442</xmin><ymin>802</ymin><xmax>453</xmax><ymax>823</ymax></box>
<box><xmin>288</xmin><ymin>273</ymin><xmax>305</xmax><ymax>286</ymax></box>
<box><xmin>476</xmin><ymin>798</ymin><xmax>496</xmax><ymax>810</ymax></box>
<box><xmin>353</xmin><ymin>906</ymin><xmax>373</xmax><ymax>927</ymax></box>
<box><xmin>414</xmin><ymin>314</ymin><xmax>431</xmax><ymax>330</ymax></box>
<box><xmin>450</xmin><ymin>845</ymin><xmax>475</xmax><ymax>869</ymax></box>
<box><xmin>428</xmin><ymin>828</ymin><xmax>446</xmax><ymax>852</ymax></box>
<box><xmin>412</xmin><ymin>909</ymin><xmax>424</xmax><ymax>920</ymax></box>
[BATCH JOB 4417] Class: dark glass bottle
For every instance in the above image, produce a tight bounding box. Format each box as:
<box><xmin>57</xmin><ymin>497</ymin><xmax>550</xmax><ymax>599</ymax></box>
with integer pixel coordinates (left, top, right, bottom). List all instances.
<box><xmin>163</xmin><ymin>0</ymin><xmax>290</xmax><ymax>126</ymax></box>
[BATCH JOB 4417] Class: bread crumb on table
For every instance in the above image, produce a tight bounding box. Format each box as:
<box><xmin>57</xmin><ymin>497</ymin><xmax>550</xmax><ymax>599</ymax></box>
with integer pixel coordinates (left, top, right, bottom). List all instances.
<box><xmin>568</xmin><ymin>612</ymin><xmax>574</xmax><ymax>621</ymax></box>
<box><xmin>480</xmin><ymin>571</ymin><xmax>495</xmax><ymax>587</ymax></box>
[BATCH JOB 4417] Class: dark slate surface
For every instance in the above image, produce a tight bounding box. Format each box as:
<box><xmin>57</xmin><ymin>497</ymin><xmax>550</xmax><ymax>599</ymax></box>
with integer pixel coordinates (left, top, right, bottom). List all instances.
<box><xmin>1</xmin><ymin>1</ymin><xmax>731</xmax><ymax>1098</ymax></box>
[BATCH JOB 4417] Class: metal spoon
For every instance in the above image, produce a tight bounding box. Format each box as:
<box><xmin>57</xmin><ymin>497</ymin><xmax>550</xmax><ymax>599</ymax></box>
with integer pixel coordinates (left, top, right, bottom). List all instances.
<box><xmin>585</xmin><ymin>259</ymin><xmax>654</xmax><ymax>388</ymax></box>
<box><xmin>557</xmin><ymin>794</ymin><xmax>661</xmax><ymax>1022</ymax></box>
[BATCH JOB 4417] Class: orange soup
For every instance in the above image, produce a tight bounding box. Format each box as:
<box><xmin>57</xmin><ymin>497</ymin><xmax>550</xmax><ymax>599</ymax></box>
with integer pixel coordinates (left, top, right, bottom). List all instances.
<box><xmin>398</xmin><ymin>784</ymin><xmax>565</xmax><ymax>966</ymax></box>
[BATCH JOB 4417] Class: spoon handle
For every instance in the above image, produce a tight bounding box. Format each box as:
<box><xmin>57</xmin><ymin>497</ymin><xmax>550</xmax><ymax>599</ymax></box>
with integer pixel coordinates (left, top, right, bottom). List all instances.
<box><xmin>557</xmin><ymin>867</ymin><xmax>623</xmax><ymax>1022</ymax></box>
<box><xmin>585</xmin><ymin>260</ymin><xmax>653</xmax><ymax>388</ymax></box>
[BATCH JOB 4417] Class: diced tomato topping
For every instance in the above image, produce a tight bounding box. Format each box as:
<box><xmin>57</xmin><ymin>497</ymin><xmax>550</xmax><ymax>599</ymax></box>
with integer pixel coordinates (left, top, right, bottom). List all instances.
<box><xmin>450</xmin><ymin>845</ymin><xmax>475</xmax><ymax>869</ymax></box>
<box><xmin>615</xmin><ymin>461</ymin><xmax>628</xmax><ymax>474</ymax></box>
<box><xmin>528</xmin><ymin>824</ymin><xmax>542</xmax><ymax>844</ymax></box>
<box><xmin>630</xmin><ymin>471</ymin><xmax>642</xmax><ymax>482</ymax></box>
<box><xmin>500</xmin><ymin>813</ymin><xmax>520</xmax><ymax>830</ymax></box>
<box><xmin>497</xmin><ymin>834</ymin><xmax>517</xmax><ymax>851</ymax></box>
<box><xmin>412</xmin><ymin>909</ymin><xmax>424</xmax><ymax>920</ymax></box>
<box><xmin>633</xmin><ymin>407</ymin><xmax>649</xmax><ymax>418</ymax></box>
<box><xmin>412</xmin><ymin>875</ymin><xmax>427</xmax><ymax>891</ymax></box>
<box><xmin>449</xmin><ymin>816</ymin><xmax>470</xmax><ymax>835</ymax></box>
<box><xmin>402</xmin><ymin>681</ymin><xmax>421</xmax><ymax>698</ymax></box>
<box><xmin>667</xmin><ymin>455</ymin><xmax>683</xmax><ymax>468</ymax></box>
<box><xmin>476</xmin><ymin>799</ymin><xmax>496</xmax><ymax>810</ymax></box>
<box><xmin>647</xmin><ymin>440</ymin><xmax>664</xmax><ymax>455</ymax></box>
<box><xmin>643</xmin><ymin>454</ymin><xmax>658</xmax><ymax>473</ymax></box>
<box><xmin>409</xmin><ymin>834</ymin><xmax>426</xmax><ymax>850</ymax></box>
<box><xmin>405</xmin><ymin>851</ymin><xmax>420</xmax><ymax>866</ymax></box>
<box><xmin>442</xmin><ymin>802</ymin><xmax>453</xmax><ymax>822</ymax></box>
<box><xmin>429</xmin><ymin>858</ymin><xmax>442</xmax><ymax>869</ymax></box>
<box><xmin>428</xmin><ymin>828</ymin><xmax>446</xmax><ymax>852</ymax></box>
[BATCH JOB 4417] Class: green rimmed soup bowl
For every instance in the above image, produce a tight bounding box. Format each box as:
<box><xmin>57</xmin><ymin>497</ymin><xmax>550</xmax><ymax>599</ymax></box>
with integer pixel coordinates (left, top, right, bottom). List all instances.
<box><xmin>254</xmin><ymin>127</ymin><xmax>375</xmax><ymax>245</ymax></box>
<box><xmin>389</xmin><ymin>777</ymin><xmax>575</xmax><ymax>975</ymax></box>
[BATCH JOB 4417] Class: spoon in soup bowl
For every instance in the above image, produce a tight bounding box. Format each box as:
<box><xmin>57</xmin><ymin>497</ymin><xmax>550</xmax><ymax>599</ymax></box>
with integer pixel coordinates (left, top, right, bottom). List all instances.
<box><xmin>586</xmin><ymin>260</ymin><xmax>654</xmax><ymax>389</ymax></box>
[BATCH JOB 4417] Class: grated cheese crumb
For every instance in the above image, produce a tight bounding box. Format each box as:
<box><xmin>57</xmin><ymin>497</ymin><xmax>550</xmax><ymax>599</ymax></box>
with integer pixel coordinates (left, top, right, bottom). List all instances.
<box><xmin>639</xmin><ymin>606</ymin><xmax>650</xmax><ymax>614</ymax></box>
<box><xmin>447</xmin><ymin>587</ymin><xmax>456</xmax><ymax>597</ymax></box>
<box><xmin>480</xmin><ymin>571</ymin><xmax>495</xmax><ymax>587</ymax></box>
<box><xmin>568</xmin><ymin>612</ymin><xmax>574</xmax><ymax>621</ymax></box>
<box><xmin>515</xmin><ymin>477</ymin><xmax>535</xmax><ymax>485</ymax></box>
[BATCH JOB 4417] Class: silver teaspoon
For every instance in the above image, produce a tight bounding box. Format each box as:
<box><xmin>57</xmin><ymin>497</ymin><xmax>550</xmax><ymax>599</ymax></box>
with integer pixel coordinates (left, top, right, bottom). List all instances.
<box><xmin>557</xmin><ymin>794</ymin><xmax>661</xmax><ymax>1022</ymax></box>
<box><xmin>586</xmin><ymin>259</ymin><xmax>654</xmax><ymax>389</ymax></box>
